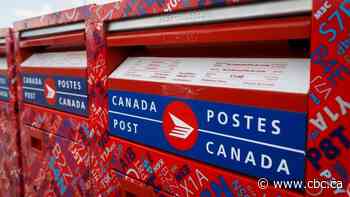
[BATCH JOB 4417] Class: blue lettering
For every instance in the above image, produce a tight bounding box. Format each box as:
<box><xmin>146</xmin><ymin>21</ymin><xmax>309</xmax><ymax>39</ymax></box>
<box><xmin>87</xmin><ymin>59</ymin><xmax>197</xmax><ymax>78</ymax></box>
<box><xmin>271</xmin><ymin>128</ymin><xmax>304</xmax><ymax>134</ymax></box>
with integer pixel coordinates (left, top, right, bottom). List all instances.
<box><xmin>57</xmin><ymin>175</ymin><xmax>67</xmax><ymax>194</ymax></box>
<box><xmin>143</xmin><ymin>160</ymin><xmax>153</xmax><ymax>174</ymax></box>
<box><xmin>200</xmin><ymin>177</ymin><xmax>235</xmax><ymax>197</ymax></box>
<box><xmin>210</xmin><ymin>176</ymin><xmax>233</xmax><ymax>197</ymax></box>
<box><xmin>232</xmin><ymin>180</ymin><xmax>240</xmax><ymax>191</ymax></box>
<box><xmin>337</xmin><ymin>36</ymin><xmax>350</xmax><ymax>55</ymax></box>
<box><xmin>320</xmin><ymin>22</ymin><xmax>337</xmax><ymax>42</ymax></box>
<box><xmin>340</xmin><ymin>0</ymin><xmax>350</xmax><ymax>16</ymax></box>
<box><xmin>327</xmin><ymin>64</ymin><xmax>350</xmax><ymax>85</ymax></box>
<box><xmin>311</xmin><ymin>45</ymin><xmax>338</xmax><ymax>75</ymax></box>
<box><xmin>49</xmin><ymin>157</ymin><xmax>55</xmax><ymax>168</ymax></box>
<box><xmin>329</xmin><ymin>10</ymin><xmax>344</xmax><ymax>32</ymax></box>
<box><xmin>53</xmin><ymin>168</ymin><xmax>60</xmax><ymax>179</ymax></box>
<box><xmin>310</xmin><ymin>92</ymin><xmax>321</xmax><ymax>105</ymax></box>
<box><xmin>320</xmin><ymin>0</ymin><xmax>350</xmax><ymax>42</ymax></box>
<box><xmin>200</xmin><ymin>189</ymin><xmax>211</xmax><ymax>197</ymax></box>
<box><xmin>48</xmin><ymin>157</ymin><xmax>67</xmax><ymax>194</ymax></box>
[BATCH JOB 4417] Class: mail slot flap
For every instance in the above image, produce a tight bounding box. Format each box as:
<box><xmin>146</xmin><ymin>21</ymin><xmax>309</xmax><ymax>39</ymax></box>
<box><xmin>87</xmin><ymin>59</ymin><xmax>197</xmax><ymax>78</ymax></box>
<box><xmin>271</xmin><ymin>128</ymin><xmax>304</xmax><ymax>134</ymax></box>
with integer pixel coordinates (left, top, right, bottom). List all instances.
<box><xmin>108</xmin><ymin>0</ymin><xmax>311</xmax><ymax>33</ymax></box>
<box><xmin>0</xmin><ymin>57</ymin><xmax>7</xmax><ymax>70</ymax></box>
<box><xmin>21</xmin><ymin>51</ymin><xmax>87</xmax><ymax>68</ymax></box>
<box><xmin>20</xmin><ymin>22</ymin><xmax>85</xmax><ymax>39</ymax></box>
<box><xmin>110</xmin><ymin>57</ymin><xmax>310</xmax><ymax>95</ymax></box>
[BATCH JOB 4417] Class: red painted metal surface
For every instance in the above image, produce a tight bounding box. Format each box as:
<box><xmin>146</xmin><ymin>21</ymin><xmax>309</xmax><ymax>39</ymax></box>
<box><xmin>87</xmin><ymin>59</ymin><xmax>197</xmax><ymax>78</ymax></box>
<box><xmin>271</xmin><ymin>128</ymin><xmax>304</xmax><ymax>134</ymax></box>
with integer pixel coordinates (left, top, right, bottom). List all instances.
<box><xmin>93</xmin><ymin>136</ymin><xmax>302</xmax><ymax>197</ymax></box>
<box><xmin>14</xmin><ymin>5</ymin><xmax>107</xmax><ymax>197</ymax></box>
<box><xmin>92</xmin><ymin>2</ymin><xmax>313</xmax><ymax>197</ymax></box>
<box><xmin>0</xmin><ymin>28</ymin><xmax>22</xmax><ymax>197</ymax></box>
<box><xmin>19</xmin><ymin>67</ymin><xmax>87</xmax><ymax>77</ymax></box>
<box><xmin>305</xmin><ymin>0</ymin><xmax>350</xmax><ymax>196</ymax></box>
<box><xmin>108</xmin><ymin>78</ymin><xmax>308</xmax><ymax>113</ymax></box>
<box><xmin>20</xmin><ymin>125</ymin><xmax>91</xmax><ymax>197</ymax></box>
<box><xmin>20</xmin><ymin>103</ymin><xmax>89</xmax><ymax>144</ymax></box>
<box><xmin>113</xmin><ymin>171</ymin><xmax>173</xmax><ymax>197</ymax></box>
<box><xmin>8</xmin><ymin>0</ymin><xmax>350</xmax><ymax>196</ymax></box>
<box><xmin>107</xmin><ymin>16</ymin><xmax>311</xmax><ymax>47</ymax></box>
<box><xmin>19</xmin><ymin>32</ymin><xmax>85</xmax><ymax>48</ymax></box>
<box><xmin>13</xmin><ymin>5</ymin><xmax>95</xmax><ymax>32</ymax></box>
<box><xmin>0</xmin><ymin>101</ymin><xmax>21</xmax><ymax>197</ymax></box>
<box><xmin>96</xmin><ymin>0</ymin><xmax>254</xmax><ymax>22</ymax></box>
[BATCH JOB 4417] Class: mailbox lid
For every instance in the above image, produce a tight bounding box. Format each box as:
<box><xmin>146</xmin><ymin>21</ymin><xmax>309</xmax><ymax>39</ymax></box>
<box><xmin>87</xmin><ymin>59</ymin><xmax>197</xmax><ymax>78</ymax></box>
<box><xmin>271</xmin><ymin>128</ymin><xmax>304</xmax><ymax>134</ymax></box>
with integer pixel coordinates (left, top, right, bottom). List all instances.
<box><xmin>20</xmin><ymin>51</ymin><xmax>89</xmax><ymax>116</ymax></box>
<box><xmin>109</xmin><ymin>57</ymin><xmax>310</xmax><ymax>112</ymax></box>
<box><xmin>110</xmin><ymin>57</ymin><xmax>310</xmax><ymax>94</ymax></box>
<box><xmin>107</xmin><ymin>0</ymin><xmax>311</xmax><ymax>33</ymax></box>
<box><xmin>21</xmin><ymin>51</ymin><xmax>87</xmax><ymax>69</ymax></box>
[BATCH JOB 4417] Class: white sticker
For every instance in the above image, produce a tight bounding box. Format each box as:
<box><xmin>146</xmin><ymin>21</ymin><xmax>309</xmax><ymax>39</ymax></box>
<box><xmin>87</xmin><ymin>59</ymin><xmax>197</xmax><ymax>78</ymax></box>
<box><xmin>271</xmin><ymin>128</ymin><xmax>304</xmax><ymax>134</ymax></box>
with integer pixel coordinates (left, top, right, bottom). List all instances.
<box><xmin>110</xmin><ymin>57</ymin><xmax>310</xmax><ymax>94</ymax></box>
<box><xmin>21</xmin><ymin>51</ymin><xmax>87</xmax><ymax>68</ymax></box>
<box><xmin>0</xmin><ymin>58</ymin><xmax>7</xmax><ymax>70</ymax></box>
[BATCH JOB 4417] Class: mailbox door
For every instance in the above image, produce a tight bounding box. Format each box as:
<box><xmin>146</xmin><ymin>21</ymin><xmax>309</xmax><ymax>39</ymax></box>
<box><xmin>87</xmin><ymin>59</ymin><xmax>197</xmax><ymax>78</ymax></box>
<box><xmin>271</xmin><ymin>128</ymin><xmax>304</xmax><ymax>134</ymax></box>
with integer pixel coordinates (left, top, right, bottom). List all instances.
<box><xmin>21</xmin><ymin>125</ymin><xmax>90</xmax><ymax>197</ymax></box>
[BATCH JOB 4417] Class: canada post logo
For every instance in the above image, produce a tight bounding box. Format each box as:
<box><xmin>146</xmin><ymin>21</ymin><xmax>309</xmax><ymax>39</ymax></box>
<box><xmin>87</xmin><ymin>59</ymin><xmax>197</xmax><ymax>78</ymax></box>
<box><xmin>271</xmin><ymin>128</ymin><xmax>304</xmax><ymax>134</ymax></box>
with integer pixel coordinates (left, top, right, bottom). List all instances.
<box><xmin>163</xmin><ymin>101</ymin><xmax>198</xmax><ymax>151</ymax></box>
<box><xmin>108</xmin><ymin>90</ymin><xmax>307</xmax><ymax>181</ymax></box>
<box><xmin>44</xmin><ymin>78</ymin><xmax>56</xmax><ymax>105</ymax></box>
<box><xmin>22</xmin><ymin>74</ymin><xmax>88</xmax><ymax>116</ymax></box>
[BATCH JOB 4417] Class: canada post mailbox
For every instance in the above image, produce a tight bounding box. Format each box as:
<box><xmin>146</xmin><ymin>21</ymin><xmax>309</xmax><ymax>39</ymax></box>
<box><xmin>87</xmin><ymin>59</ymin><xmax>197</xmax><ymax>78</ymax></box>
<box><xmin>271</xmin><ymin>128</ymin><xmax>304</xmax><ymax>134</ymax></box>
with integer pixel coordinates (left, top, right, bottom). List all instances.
<box><xmin>93</xmin><ymin>0</ymin><xmax>350</xmax><ymax>196</ymax></box>
<box><xmin>108</xmin><ymin>57</ymin><xmax>310</xmax><ymax>181</ymax></box>
<box><xmin>13</xmin><ymin>5</ymin><xmax>103</xmax><ymax>196</ymax></box>
<box><xmin>92</xmin><ymin>0</ymin><xmax>331</xmax><ymax>196</ymax></box>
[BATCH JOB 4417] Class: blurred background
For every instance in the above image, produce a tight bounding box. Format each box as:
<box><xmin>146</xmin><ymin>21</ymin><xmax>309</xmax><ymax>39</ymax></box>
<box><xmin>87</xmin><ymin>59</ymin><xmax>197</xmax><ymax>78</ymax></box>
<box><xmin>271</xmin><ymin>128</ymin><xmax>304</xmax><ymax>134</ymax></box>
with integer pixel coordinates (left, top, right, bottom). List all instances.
<box><xmin>0</xmin><ymin>0</ymin><xmax>117</xmax><ymax>28</ymax></box>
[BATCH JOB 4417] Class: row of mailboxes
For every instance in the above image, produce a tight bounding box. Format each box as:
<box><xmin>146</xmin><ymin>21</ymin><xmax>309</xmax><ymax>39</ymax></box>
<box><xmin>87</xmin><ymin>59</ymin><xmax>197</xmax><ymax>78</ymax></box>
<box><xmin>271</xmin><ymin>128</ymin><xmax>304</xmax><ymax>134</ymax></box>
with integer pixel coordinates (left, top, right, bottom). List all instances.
<box><xmin>0</xmin><ymin>0</ymin><xmax>349</xmax><ymax>196</ymax></box>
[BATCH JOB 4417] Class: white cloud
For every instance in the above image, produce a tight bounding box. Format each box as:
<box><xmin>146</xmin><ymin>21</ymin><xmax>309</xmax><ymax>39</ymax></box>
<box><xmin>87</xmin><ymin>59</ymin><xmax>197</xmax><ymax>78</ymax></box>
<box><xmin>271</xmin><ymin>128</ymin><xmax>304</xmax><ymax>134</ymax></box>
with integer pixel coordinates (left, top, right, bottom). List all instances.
<box><xmin>13</xmin><ymin>3</ymin><xmax>53</xmax><ymax>19</ymax></box>
<box><xmin>13</xmin><ymin>8</ymin><xmax>37</xmax><ymax>19</ymax></box>
<box><xmin>85</xmin><ymin>0</ymin><xmax>120</xmax><ymax>4</ymax></box>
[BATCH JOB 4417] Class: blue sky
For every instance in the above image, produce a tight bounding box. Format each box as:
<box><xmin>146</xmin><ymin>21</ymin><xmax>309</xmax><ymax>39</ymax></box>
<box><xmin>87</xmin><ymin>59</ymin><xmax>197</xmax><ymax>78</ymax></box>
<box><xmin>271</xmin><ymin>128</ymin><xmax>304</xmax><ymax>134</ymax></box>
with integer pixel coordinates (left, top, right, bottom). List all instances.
<box><xmin>0</xmin><ymin>0</ymin><xmax>116</xmax><ymax>28</ymax></box>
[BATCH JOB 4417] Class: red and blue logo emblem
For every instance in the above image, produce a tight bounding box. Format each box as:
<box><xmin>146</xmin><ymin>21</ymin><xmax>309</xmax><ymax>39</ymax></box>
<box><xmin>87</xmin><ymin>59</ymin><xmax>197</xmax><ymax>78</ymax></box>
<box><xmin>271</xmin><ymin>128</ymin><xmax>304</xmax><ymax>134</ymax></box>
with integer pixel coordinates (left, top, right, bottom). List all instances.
<box><xmin>162</xmin><ymin>101</ymin><xmax>198</xmax><ymax>151</ymax></box>
<box><xmin>44</xmin><ymin>78</ymin><xmax>56</xmax><ymax>105</ymax></box>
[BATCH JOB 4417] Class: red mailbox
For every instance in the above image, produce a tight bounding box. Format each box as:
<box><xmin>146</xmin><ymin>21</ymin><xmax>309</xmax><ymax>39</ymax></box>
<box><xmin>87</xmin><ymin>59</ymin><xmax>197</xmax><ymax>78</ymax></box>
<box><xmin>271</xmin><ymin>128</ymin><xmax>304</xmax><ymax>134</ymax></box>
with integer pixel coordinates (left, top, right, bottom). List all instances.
<box><xmin>0</xmin><ymin>28</ymin><xmax>22</xmax><ymax>197</ymax></box>
<box><xmin>13</xmin><ymin>5</ymin><xmax>113</xmax><ymax>196</ymax></box>
<box><xmin>90</xmin><ymin>0</ymin><xmax>324</xmax><ymax>196</ymax></box>
<box><xmin>7</xmin><ymin>0</ymin><xmax>350</xmax><ymax>196</ymax></box>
